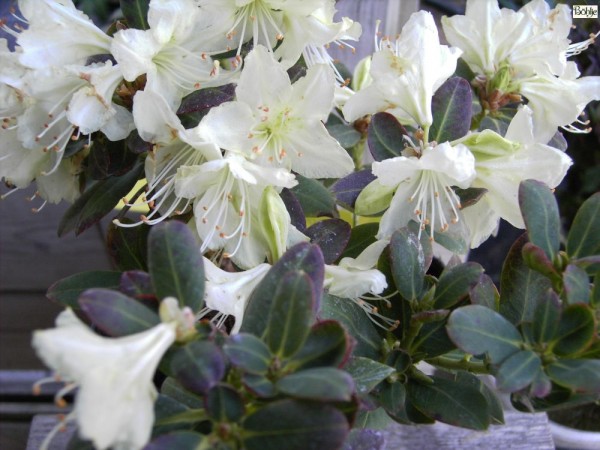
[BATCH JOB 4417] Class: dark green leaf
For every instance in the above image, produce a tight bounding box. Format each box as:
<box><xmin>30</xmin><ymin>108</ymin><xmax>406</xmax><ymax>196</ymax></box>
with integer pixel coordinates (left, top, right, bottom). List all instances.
<box><xmin>408</xmin><ymin>376</ymin><xmax>490</xmax><ymax>430</ymax></box>
<box><xmin>327</xmin><ymin>123</ymin><xmax>361</xmax><ymax>150</ymax></box>
<box><xmin>529</xmin><ymin>370</ymin><xmax>552</xmax><ymax>398</ymax></box>
<box><xmin>305</xmin><ymin>219</ymin><xmax>351</xmax><ymax>264</ymax></box>
<box><xmin>290</xmin><ymin>174</ymin><xmax>337</xmax><ymax>218</ymax></box>
<box><xmin>412</xmin><ymin>320</ymin><xmax>455</xmax><ymax>358</ymax></box>
<box><xmin>177</xmin><ymin>84</ymin><xmax>236</xmax><ymax>127</ymax></box>
<box><xmin>454</xmin><ymin>371</ymin><xmax>504</xmax><ymax>424</ymax></box>
<box><xmin>367</xmin><ymin>112</ymin><xmax>406</xmax><ymax>161</ymax></box>
<box><xmin>126</xmin><ymin>129</ymin><xmax>152</xmax><ymax>154</ymax></box>
<box><xmin>79</xmin><ymin>288</ymin><xmax>160</xmax><ymax>337</ymax></box>
<box><xmin>205</xmin><ymin>384</ymin><xmax>245</xmax><ymax>423</ymax></box>
<box><xmin>340</xmin><ymin>223</ymin><xmax>379</xmax><ymax>259</ymax></box>
<box><xmin>280</xmin><ymin>188</ymin><xmax>306</xmax><ymax>232</ymax></box>
<box><xmin>47</xmin><ymin>271</ymin><xmax>122</xmax><ymax>309</ymax></box>
<box><xmin>469</xmin><ymin>274</ymin><xmax>499</xmax><ymax>310</ymax></box>
<box><xmin>567</xmin><ymin>192</ymin><xmax>600</xmax><ymax>260</ymax></box>
<box><xmin>446</xmin><ymin>305</ymin><xmax>522</xmax><ymax>363</ymax></box>
<box><xmin>593</xmin><ymin>271</ymin><xmax>600</xmax><ymax>307</ymax></box>
<box><xmin>563</xmin><ymin>264</ymin><xmax>591</xmax><ymax>305</ymax></box>
<box><xmin>276</xmin><ymin>367</ymin><xmax>354</xmax><ymax>402</ymax></box>
<box><xmin>478</xmin><ymin>107</ymin><xmax>518</xmax><ymax>134</ymax></box>
<box><xmin>58</xmin><ymin>162</ymin><xmax>144</xmax><ymax>236</ymax></box>
<box><xmin>519</xmin><ymin>180</ymin><xmax>560</xmax><ymax>261</ymax></box>
<box><xmin>546</xmin><ymin>360</ymin><xmax>600</xmax><ymax>393</ymax></box>
<box><xmin>242</xmin><ymin>400</ymin><xmax>349</xmax><ymax>450</ymax></box>
<box><xmin>500</xmin><ymin>234</ymin><xmax>553</xmax><ymax>325</ymax></box>
<box><xmin>170</xmin><ymin>341</ymin><xmax>225</xmax><ymax>395</ymax></box>
<box><xmin>263</xmin><ymin>271</ymin><xmax>313</xmax><ymax>358</ymax></box>
<box><xmin>242</xmin><ymin>374</ymin><xmax>277</xmax><ymax>398</ymax></box>
<box><xmin>521</xmin><ymin>242</ymin><xmax>560</xmax><ymax>280</ymax></box>
<box><xmin>160</xmin><ymin>377</ymin><xmax>203</xmax><ymax>409</ymax></box>
<box><xmin>87</xmin><ymin>134</ymin><xmax>138</xmax><ymax>180</ymax></box>
<box><xmin>144</xmin><ymin>432</ymin><xmax>205</xmax><ymax>450</ymax></box>
<box><xmin>430</xmin><ymin>77</ymin><xmax>473</xmax><ymax>143</ymax></box>
<box><xmin>344</xmin><ymin>357</ymin><xmax>395</xmax><ymax>396</ymax></box>
<box><xmin>119</xmin><ymin>270</ymin><xmax>156</xmax><ymax>308</ymax></box>
<box><xmin>495</xmin><ymin>350</ymin><xmax>542</xmax><ymax>392</ymax></box>
<box><xmin>223</xmin><ymin>333</ymin><xmax>272</xmax><ymax>375</ymax></box>
<box><xmin>330</xmin><ymin>170</ymin><xmax>377</xmax><ymax>211</ymax></box>
<box><xmin>454</xmin><ymin>187</ymin><xmax>488</xmax><ymax>209</ymax></box>
<box><xmin>354</xmin><ymin>407</ymin><xmax>393</xmax><ymax>430</ymax></box>
<box><xmin>379</xmin><ymin>382</ymin><xmax>410</xmax><ymax>423</ymax></box>
<box><xmin>291</xmin><ymin>320</ymin><xmax>352</xmax><ymax>370</ymax></box>
<box><xmin>532</xmin><ymin>290</ymin><xmax>561</xmax><ymax>344</ymax></box>
<box><xmin>106</xmin><ymin>220</ymin><xmax>150</xmax><ymax>271</ymax></box>
<box><xmin>434</xmin><ymin>262</ymin><xmax>484</xmax><ymax>309</ymax></box>
<box><xmin>390</xmin><ymin>228</ymin><xmax>425</xmax><ymax>301</ymax></box>
<box><xmin>152</xmin><ymin>394</ymin><xmax>192</xmax><ymax>435</ymax></box>
<box><xmin>119</xmin><ymin>0</ymin><xmax>149</xmax><ymax>30</ymax></box>
<box><xmin>242</xmin><ymin>243</ymin><xmax>324</xmax><ymax>335</ymax></box>
<box><xmin>148</xmin><ymin>221</ymin><xmax>204</xmax><ymax>311</ymax></box>
<box><xmin>553</xmin><ymin>305</ymin><xmax>595</xmax><ymax>356</ymax></box>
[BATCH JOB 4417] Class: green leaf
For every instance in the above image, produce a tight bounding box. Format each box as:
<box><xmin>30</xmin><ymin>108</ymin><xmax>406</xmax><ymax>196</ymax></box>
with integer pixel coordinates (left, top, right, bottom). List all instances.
<box><xmin>276</xmin><ymin>367</ymin><xmax>354</xmax><ymax>402</ymax></box>
<box><xmin>242</xmin><ymin>400</ymin><xmax>349</xmax><ymax>450</ymax></box>
<box><xmin>592</xmin><ymin>271</ymin><xmax>600</xmax><ymax>307</ymax></box>
<box><xmin>119</xmin><ymin>0</ymin><xmax>150</xmax><ymax>30</ymax></box>
<box><xmin>434</xmin><ymin>262</ymin><xmax>484</xmax><ymax>309</ymax></box>
<box><xmin>567</xmin><ymin>192</ymin><xmax>600</xmax><ymax>260</ymax></box>
<box><xmin>412</xmin><ymin>320</ymin><xmax>456</xmax><ymax>358</ymax></box>
<box><xmin>519</xmin><ymin>180</ymin><xmax>560</xmax><ymax>261</ymax></box>
<box><xmin>205</xmin><ymin>384</ymin><xmax>245</xmax><ymax>423</ymax></box>
<box><xmin>305</xmin><ymin>219</ymin><xmax>351</xmax><ymax>264</ymax></box>
<box><xmin>495</xmin><ymin>350</ymin><xmax>542</xmax><ymax>393</ymax></box>
<box><xmin>469</xmin><ymin>274</ymin><xmax>499</xmax><ymax>310</ymax></box>
<box><xmin>106</xmin><ymin>220</ymin><xmax>150</xmax><ymax>271</ymax></box>
<box><xmin>47</xmin><ymin>271</ymin><xmax>122</xmax><ymax>309</ymax></box>
<box><xmin>177</xmin><ymin>84</ymin><xmax>236</xmax><ymax>127</ymax></box>
<box><xmin>78</xmin><ymin>288</ymin><xmax>160</xmax><ymax>337</ymax></box>
<box><xmin>170</xmin><ymin>341</ymin><xmax>226</xmax><ymax>395</ymax></box>
<box><xmin>87</xmin><ymin>134</ymin><xmax>138</xmax><ymax>180</ymax></box>
<box><xmin>327</xmin><ymin>123</ymin><xmax>361</xmax><ymax>150</ymax></box>
<box><xmin>290</xmin><ymin>174</ymin><xmax>337</xmax><ymax>218</ymax></box>
<box><xmin>454</xmin><ymin>371</ymin><xmax>504</xmax><ymax>424</ymax></box>
<box><xmin>563</xmin><ymin>264</ymin><xmax>591</xmax><ymax>305</ymax></box>
<box><xmin>160</xmin><ymin>377</ymin><xmax>203</xmax><ymax>409</ymax></box>
<box><xmin>144</xmin><ymin>432</ymin><xmax>205</xmax><ymax>450</ymax></box>
<box><xmin>500</xmin><ymin>234</ymin><xmax>553</xmax><ymax>325</ymax></box>
<box><xmin>408</xmin><ymin>376</ymin><xmax>490</xmax><ymax>430</ymax></box>
<box><xmin>553</xmin><ymin>305</ymin><xmax>596</xmax><ymax>356</ymax></box>
<box><xmin>58</xmin><ymin>162</ymin><xmax>144</xmax><ymax>236</ymax></box>
<box><xmin>319</xmin><ymin>294</ymin><xmax>381</xmax><ymax>360</ymax></box>
<box><xmin>454</xmin><ymin>187</ymin><xmax>488</xmax><ymax>209</ymax></box>
<box><xmin>148</xmin><ymin>221</ymin><xmax>204</xmax><ymax>311</ymax></box>
<box><xmin>223</xmin><ymin>333</ymin><xmax>272</xmax><ymax>375</ymax></box>
<box><xmin>546</xmin><ymin>360</ymin><xmax>600</xmax><ymax>393</ymax></box>
<box><xmin>521</xmin><ymin>242</ymin><xmax>560</xmax><ymax>280</ymax></box>
<box><xmin>263</xmin><ymin>271</ymin><xmax>314</xmax><ymax>359</ymax></box>
<box><xmin>330</xmin><ymin>170</ymin><xmax>376</xmax><ymax>211</ymax></box>
<box><xmin>367</xmin><ymin>112</ymin><xmax>406</xmax><ymax>161</ymax></box>
<box><xmin>344</xmin><ymin>357</ymin><xmax>395</xmax><ymax>396</ymax></box>
<box><xmin>354</xmin><ymin>407</ymin><xmax>394</xmax><ymax>430</ymax></box>
<box><xmin>290</xmin><ymin>320</ymin><xmax>351</xmax><ymax>370</ymax></box>
<box><xmin>532</xmin><ymin>290</ymin><xmax>561</xmax><ymax>344</ymax></box>
<box><xmin>340</xmin><ymin>223</ymin><xmax>379</xmax><ymax>259</ymax></box>
<box><xmin>430</xmin><ymin>77</ymin><xmax>473</xmax><ymax>143</ymax></box>
<box><xmin>390</xmin><ymin>228</ymin><xmax>425</xmax><ymax>301</ymax></box>
<box><xmin>354</xmin><ymin>179</ymin><xmax>395</xmax><ymax>216</ymax></box>
<box><xmin>379</xmin><ymin>382</ymin><xmax>410</xmax><ymax>423</ymax></box>
<box><xmin>242</xmin><ymin>374</ymin><xmax>277</xmax><ymax>398</ymax></box>
<box><xmin>446</xmin><ymin>305</ymin><xmax>522</xmax><ymax>364</ymax></box>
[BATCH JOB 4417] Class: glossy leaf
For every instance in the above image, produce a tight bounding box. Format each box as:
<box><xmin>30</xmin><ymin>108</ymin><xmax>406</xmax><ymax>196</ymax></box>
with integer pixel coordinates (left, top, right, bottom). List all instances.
<box><xmin>78</xmin><ymin>288</ymin><xmax>160</xmax><ymax>337</ymax></box>
<box><xmin>344</xmin><ymin>357</ymin><xmax>395</xmax><ymax>396</ymax></box>
<box><xmin>319</xmin><ymin>294</ymin><xmax>381</xmax><ymax>360</ymax></box>
<box><xmin>331</xmin><ymin>170</ymin><xmax>377</xmax><ymax>211</ymax></box>
<box><xmin>518</xmin><ymin>180</ymin><xmax>560</xmax><ymax>261</ymax></box>
<box><xmin>148</xmin><ymin>221</ymin><xmax>204</xmax><ymax>312</ymax></box>
<box><xmin>433</xmin><ymin>262</ymin><xmax>484</xmax><ymax>309</ymax></box>
<box><xmin>58</xmin><ymin>162</ymin><xmax>144</xmax><ymax>236</ymax></box>
<box><xmin>469</xmin><ymin>274</ymin><xmax>499</xmax><ymax>310</ymax></box>
<box><xmin>291</xmin><ymin>320</ymin><xmax>352</xmax><ymax>370</ymax></box>
<box><xmin>532</xmin><ymin>290</ymin><xmax>561</xmax><ymax>344</ymax></box>
<box><xmin>563</xmin><ymin>264</ymin><xmax>591</xmax><ymax>305</ymax></box>
<box><xmin>160</xmin><ymin>377</ymin><xmax>203</xmax><ymax>409</ymax></box>
<box><xmin>47</xmin><ymin>271</ymin><xmax>122</xmax><ymax>309</ymax></box>
<box><xmin>305</xmin><ymin>219</ymin><xmax>351</xmax><ymax>264</ymax></box>
<box><xmin>447</xmin><ymin>305</ymin><xmax>522</xmax><ymax>363</ymax></box>
<box><xmin>340</xmin><ymin>223</ymin><xmax>379</xmax><ymax>259</ymax></box>
<box><xmin>87</xmin><ymin>134</ymin><xmax>138</xmax><ymax>180</ymax></box>
<box><xmin>177</xmin><ymin>84</ymin><xmax>236</xmax><ymax>124</ymax></box>
<box><xmin>106</xmin><ymin>220</ymin><xmax>150</xmax><ymax>271</ymax></box>
<box><xmin>242</xmin><ymin>400</ymin><xmax>349</xmax><ymax>450</ymax></box>
<box><xmin>454</xmin><ymin>187</ymin><xmax>488</xmax><ymax>209</ymax></box>
<box><xmin>119</xmin><ymin>0</ymin><xmax>149</xmax><ymax>29</ymax></box>
<box><xmin>263</xmin><ymin>271</ymin><xmax>314</xmax><ymax>359</ymax></box>
<box><xmin>119</xmin><ymin>271</ymin><xmax>156</xmax><ymax>307</ymax></box>
<box><xmin>546</xmin><ymin>360</ymin><xmax>600</xmax><ymax>393</ymax></box>
<box><xmin>553</xmin><ymin>305</ymin><xmax>595</xmax><ymax>356</ymax></box>
<box><xmin>521</xmin><ymin>242</ymin><xmax>560</xmax><ymax>280</ymax></box>
<box><xmin>170</xmin><ymin>341</ymin><xmax>226</xmax><ymax>395</ymax></box>
<box><xmin>390</xmin><ymin>228</ymin><xmax>425</xmax><ymax>301</ymax></box>
<box><xmin>280</xmin><ymin>188</ymin><xmax>306</xmax><ymax>232</ymax></box>
<box><xmin>276</xmin><ymin>367</ymin><xmax>354</xmax><ymax>402</ymax></box>
<box><xmin>242</xmin><ymin>243</ymin><xmax>324</xmax><ymax>335</ymax></box>
<box><xmin>430</xmin><ymin>77</ymin><xmax>473</xmax><ymax>143</ymax></box>
<box><xmin>412</xmin><ymin>320</ymin><xmax>455</xmax><ymax>358</ymax></box>
<box><xmin>454</xmin><ymin>371</ymin><xmax>504</xmax><ymax>424</ymax></box>
<box><xmin>367</xmin><ymin>112</ymin><xmax>406</xmax><ymax>161</ymax></box>
<box><xmin>223</xmin><ymin>333</ymin><xmax>272</xmax><ymax>375</ymax></box>
<box><xmin>379</xmin><ymin>381</ymin><xmax>410</xmax><ymax>423</ymax></box>
<box><xmin>567</xmin><ymin>192</ymin><xmax>600</xmax><ymax>260</ymax></box>
<box><xmin>242</xmin><ymin>374</ymin><xmax>277</xmax><ymax>398</ymax></box>
<box><xmin>495</xmin><ymin>350</ymin><xmax>542</xmax><ymax>392</ymax></box>
<box><xmin>205</xmin><ymin>384</ymin><xmax>245</xmax><ymax>423</ymax></box>
<box><xmin>290</xmin><ymin>174</ymin><xmax>337</xmax><ymax>218</ymax></box>
<box><xmin>500</xmin><ymin>234</ymin><xmax>553</xmax><ymax>325</ymax></box>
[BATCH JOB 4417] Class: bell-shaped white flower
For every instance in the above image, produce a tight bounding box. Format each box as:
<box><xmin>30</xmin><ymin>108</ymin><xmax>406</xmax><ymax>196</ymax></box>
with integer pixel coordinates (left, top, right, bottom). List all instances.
<box><xmin>199</xmin><ymin>257</ymin><xmax>271</xmax><ymax>333</ymax></box>
<box><xmin>343</xmin><ymin>11</ymin><xmax>461</xmax><ymax>128</ymax></box>
<box><xmin>199</xmin><ymin>45</ymin><xmax>354</xmax><ymax>178</ymax></box>
<box><xmin>32</xmin><ymin>308</ymin><xmax>177</xmax><ymax>450</ymax></box>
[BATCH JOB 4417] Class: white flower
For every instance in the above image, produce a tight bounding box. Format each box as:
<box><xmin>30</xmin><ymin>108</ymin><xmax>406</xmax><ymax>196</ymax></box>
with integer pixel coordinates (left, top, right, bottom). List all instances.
<box><xmin>199</xmin><ymin>45</ymin><xmax>354</xmax><ymax>178</ymax></box>
<box><xmin>359</xmin><ymin>142</ymin><xmax>476</xmax><ymax>241</ymax></box>
<box><xmin>459</xmin><ymin>106</ymin><xmax>572</xmax><ymax>247</ymax></box>
<box><xmin>32</xmin><ymin>308</ymin><xmax>176</xmax><ymax>450</ymax></box>
<box><xmin>112</xmin><ymin>0</ymin><xmax>231</xmax><ymax>108</ymax></box>
<box><xmin>199</xmin><ymin>257</ymin><xmax>271</xmax><ymax>333</ymax></box>
<box><xmin>343</xmin><ymin>11</ymin><xmax>461</xmax><ymax>128</ymax></box>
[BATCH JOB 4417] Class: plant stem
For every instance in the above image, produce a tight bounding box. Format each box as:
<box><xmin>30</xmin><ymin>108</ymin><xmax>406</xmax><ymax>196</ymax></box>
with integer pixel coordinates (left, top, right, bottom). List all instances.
<box><xmin>426</xmin><ymin>356</ymin><xmax>490</xmax><ymax>374</ymax></box>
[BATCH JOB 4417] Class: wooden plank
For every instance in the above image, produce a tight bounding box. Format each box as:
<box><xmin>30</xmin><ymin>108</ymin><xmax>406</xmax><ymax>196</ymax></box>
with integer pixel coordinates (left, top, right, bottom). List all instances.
<box><xmin>26</xmin><ymin>415</ymin><xmax>76</xmax><ymax>450</ymax></box>
<box><xmin>0</xmin><ymin>370</ymin><xmax>59</xmax><ymax>396</ymax></box>
<box><xmin>0</xmin><ymin>333</ymin><xmax>46</xmax><ymax>370</ymax></box>
<box><xmin>0</xmin><ymin>294</ymin><xmax>63</xmax><ymax>332</ymax></box>
<box><xmin>0</xmin><ymin>421</ymin><xmax>31</xmax><ymax>450</ymax></box>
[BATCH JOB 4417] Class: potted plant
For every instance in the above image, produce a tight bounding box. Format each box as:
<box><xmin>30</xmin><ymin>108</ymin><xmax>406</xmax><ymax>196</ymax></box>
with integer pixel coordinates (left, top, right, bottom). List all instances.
<box><xmin>1</xmin><ymin>0</ymin><xmax>599</xmax><ymax>449</ymax></box>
